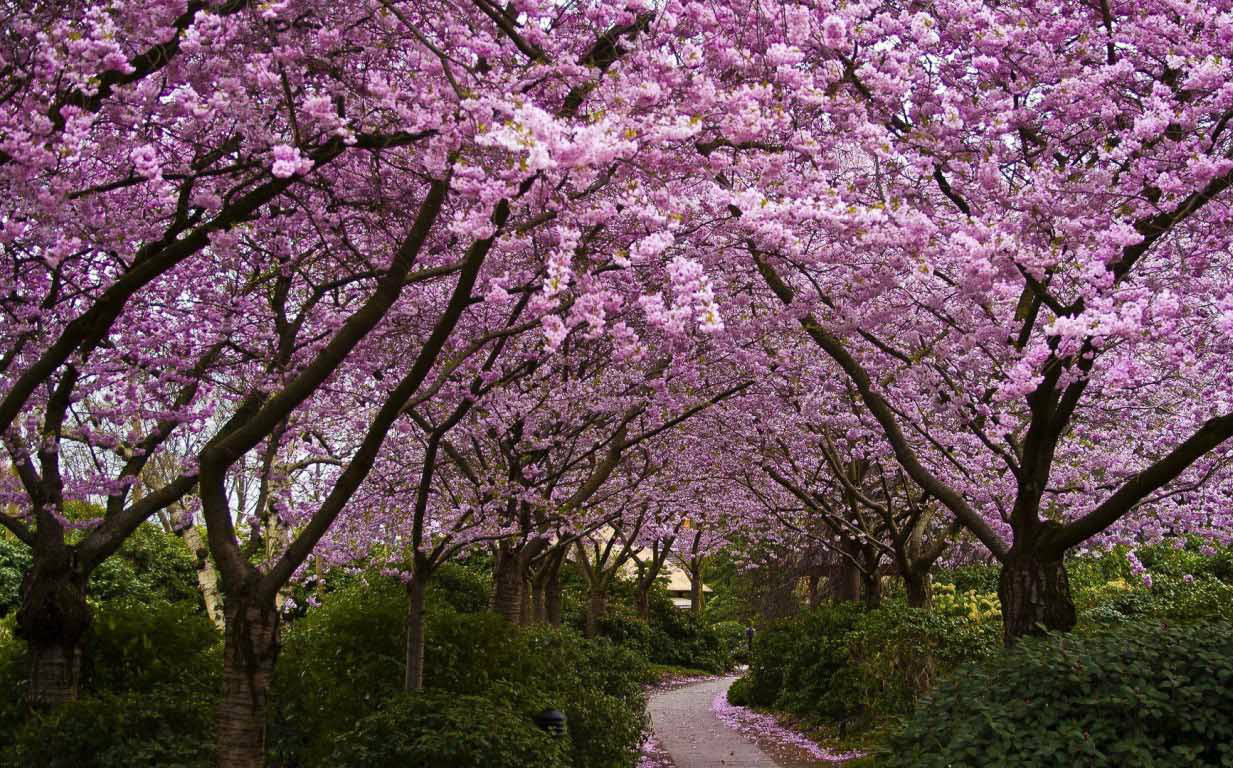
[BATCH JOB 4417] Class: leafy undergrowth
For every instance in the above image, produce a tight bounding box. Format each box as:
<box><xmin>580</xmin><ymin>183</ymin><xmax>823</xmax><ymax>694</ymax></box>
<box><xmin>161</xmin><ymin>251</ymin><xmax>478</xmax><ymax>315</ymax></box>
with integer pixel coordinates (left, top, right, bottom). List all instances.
<box><xmin>646</xmin><ymin>663</ymin><xmax>717</xmax><ymax>688</ymax></box>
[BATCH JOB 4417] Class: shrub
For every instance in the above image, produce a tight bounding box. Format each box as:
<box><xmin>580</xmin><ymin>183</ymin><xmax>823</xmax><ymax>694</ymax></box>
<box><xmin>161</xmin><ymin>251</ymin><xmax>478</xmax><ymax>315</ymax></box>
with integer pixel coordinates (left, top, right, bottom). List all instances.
<box><xmin>711</xmin><ymin>620</ymin><xmax>748</xmax><ymax>664</ymax></box>
<box><xmin>883</xmin><ymin>620</ymin><xmax>1233</xmax><ymax>767</ymax></box>
<box><xmin>320</xmin><ymin>691</ymin><xmax>570</xmax><ymax>768</ymax></box>
<box><xmin>82</xmin><ymin>523</ymin><xmax>201</xmax><ymax>607</ymax></box>
<box><xmin>0</xmin><ymin>537</ymin><xmax>31</xmax><ymax>618</ymax></box>
<box><xmin>595</xmin><ymin>611</ymin><xmax>654</xmax><ymax>659</ymax></box>
<box><xmin>0</xmin><ymin>615</ymin><xmax>26</xmax><ymax>750</ymax></box>
<box><xmin>428</xmin><ymin>561</ymin><xmax>492</xmax><ymax>613</ymax></box>
<box><xmin>270</xmin><ymin>573</ymin><xmax>406</xmax><ymax>764</ymax></box>
<box><xmin>272</xmin><ymin>572</ymin><xmax>649</xmax><ymax>767</ymax></box>
<box><xmin>744</xmin><ymin>602</ymin><xmax>862</xmax><ymax>710</ymax></box>
<box><xmin>839</xmin><ymin>602</ymin><xmax>998</xmax><ymax>725</ymax></box>
<box><xmin>727</xmin><ymin>674</ymin><xmax>754</xmax><ymax>707</ymax></box>
<box><xmin>929</xmin><ymin>583</ymin><xmax>1000</xmax><ymax>622</ymax></box>
<box><xmin>82</xmin><ymin>599</ymin><xmax>220</xmax><ymax>693</ymax></box>
<box><xmin>937</xmin><ymin>562</ymin><xmax>1000</xmax><ymax>594</ymax></box>
<box><xmin>744</xmin><ymin>600</ymin><xmax>999</xmax><ymax>730</ymax></box>
<box><xmin>3</xmin><ymin>683</ymin><xmax>217</xmax><ymax>767</ymax></box>
<box><xmin>646</xmin><ymin>593</ymin><xmax>731</xmax><ymax>673</ymax></box>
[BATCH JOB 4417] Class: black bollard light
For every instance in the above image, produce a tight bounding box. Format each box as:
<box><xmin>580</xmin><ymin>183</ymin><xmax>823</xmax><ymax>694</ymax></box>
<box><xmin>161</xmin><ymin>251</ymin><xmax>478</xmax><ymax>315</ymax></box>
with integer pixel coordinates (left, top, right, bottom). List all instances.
<box><xmin>534</xmin><ymin>708</ymin><xmax>568</xmax><ymax>738</ymax></box>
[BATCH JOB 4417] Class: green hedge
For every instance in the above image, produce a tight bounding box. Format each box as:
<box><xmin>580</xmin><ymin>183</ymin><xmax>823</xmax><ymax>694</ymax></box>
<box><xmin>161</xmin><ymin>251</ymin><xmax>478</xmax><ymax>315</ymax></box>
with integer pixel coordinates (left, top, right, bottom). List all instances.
<box><xmin>742</xmin><ymin>600</ymin><xmax>999</xmax><ymax>730</ymax></box>
<box><xmin>0</xmin><ymin>598</ymin><xmax>220</xmax><ymax>767</ymax></box>
<box><xmin>271</xmin><ymin>571</ymin><xmax>649</xmax><ymax>767</ymax></box>
<box><xmin>4</xmin><ymin>683</ymin><xmax>217</xmax><ymax>767</ymax></box>
<box><xmin>884</xmin><ymin>620</ymin><xmax>1233</xmax><ymax>766</ymax></box>
<box><xmin>321</xmin><ymin>690</ymin><xmax>570</xmax><ymax>767</ymax></box>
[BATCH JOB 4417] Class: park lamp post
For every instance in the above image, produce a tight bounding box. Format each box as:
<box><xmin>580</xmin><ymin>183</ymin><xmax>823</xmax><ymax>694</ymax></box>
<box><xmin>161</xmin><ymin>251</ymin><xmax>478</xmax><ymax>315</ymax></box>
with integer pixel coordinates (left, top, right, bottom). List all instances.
<box><xmin>534</xmin><ymin>708</ymin><xmax>568</xmax><ymax>738</ymax></box>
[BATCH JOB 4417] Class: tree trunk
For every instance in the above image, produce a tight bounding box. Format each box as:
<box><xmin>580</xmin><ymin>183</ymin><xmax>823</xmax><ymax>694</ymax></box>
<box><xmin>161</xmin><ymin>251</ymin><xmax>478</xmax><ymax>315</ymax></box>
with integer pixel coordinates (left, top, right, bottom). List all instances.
<box><xmin>634</xmin><ymin>584</ymin><xmax>651</xmax><ymax>618</ymax></box>
<box><xmin>404</xmin><ymin>573</ymin><xmax>428</xmax><ymax>692</ymax></box>
<box><xmin>16</xmin><ymin>554</ymin><xmax>91</xmax><ymax>708</ymax></box>
<box><xmin>806</xmin><ymin>574</ymin><xmax>821</xmax><ymax>609</ymax></box>
<box><xmin>585</xmin><ymin>589</ymin><xmax>608</xmax><ymax>637</ymax></box>
<box><xmin>997</xmin><ymin>551</ymin><xmax>1076</xmax><ymax>645</ymax></box>
<box><xmin>904</xmin><ymin>571</ymin><xmax>932</xmax><ymax>608</ymax></box>
<box><xmin>180</xmin><ymin>526</ymin><xmax>225</xmax><ymax>631</ymax></box>
<box><xmin>545</xmin><ymin>566</ymin><xmax>562</xmax><ymax>626</ymax></box>
<box><xmin>689</xmin><ymin>563</ymin><xmax>704</xmax><ymax>615</ymax></box>
<box><xmin>861</xmin><ymin>571</ymin><xmax>881</xmax><ymax>609</ymax></box>
<box><xmin>217</xmin><ymin>597</ymin><xmax>280</xmax><ymax>767</ymax></box>
<box><xmin>492</xmin><ymin>551</ymin><xmax>523</xmax><ymax>623</ymax></box>
<box><xmin>518</xmin><ymin>579</ymin><xmax>532</xmax><ymax>626</ymax></box>
<box><xmin>530</xmin><ymin>579</ymin><xmax>545</xmax><ymax>623</ymax></box>
<box><xmin>829</xmin><ymin>559</ymin><xmax>860</xmax><ymax>603</ymax></box>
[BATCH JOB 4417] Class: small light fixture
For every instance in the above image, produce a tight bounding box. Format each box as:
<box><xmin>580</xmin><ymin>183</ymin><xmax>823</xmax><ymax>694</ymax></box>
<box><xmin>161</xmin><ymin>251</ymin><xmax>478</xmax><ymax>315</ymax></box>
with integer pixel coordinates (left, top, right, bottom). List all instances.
<box><xmin>534</xmin><ymin>708</ymin><xmax>568</xmax><ymax>738</ymax></box>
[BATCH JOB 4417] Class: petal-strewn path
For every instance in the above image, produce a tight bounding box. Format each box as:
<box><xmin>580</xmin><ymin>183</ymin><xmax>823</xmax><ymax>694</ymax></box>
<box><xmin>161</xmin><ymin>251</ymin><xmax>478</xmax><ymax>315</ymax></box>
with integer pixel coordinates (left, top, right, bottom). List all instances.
<box><xmin>646</xmin><ymin>675</ymin><xmax>777</xmax><ymax>767</ymax></box>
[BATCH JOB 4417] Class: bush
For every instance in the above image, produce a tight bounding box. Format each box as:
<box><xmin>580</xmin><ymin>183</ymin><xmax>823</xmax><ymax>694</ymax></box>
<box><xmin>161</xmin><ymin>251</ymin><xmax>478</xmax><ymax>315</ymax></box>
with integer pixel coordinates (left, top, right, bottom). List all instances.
<box><xmin>884</xmin><ymin>620</ymin><xmax>1233</xmax><ymax>766</ymax></box>
<box><xmin>428</xmin><ymin>562</ymin><xmax>492</xmax><ymax>613</ymax></box>
<box><xmin>727</xmin><ymin>674</ymin><xmax>754</xmax><ymax>707</ymax></box>
<box><xmin>929</xmin><ymin>583</ymin><xmax>1000</xmax><ymax>622</ymax></box>
<box><xmin>646</xmin><ymin>593</ymin><xmax>731</xmax><ymax>673</ymax></box>
<box><xmin>744</xmin><ymin>600</ymin><xmax>999</xmax><ymax>730</ymax></box>
<box><xmin>273</xmin><ymin>572</ymin><xmax>649</xmax><ymax>767</ymax></box>
<box><xmin>0</xmin><ymin>595</ymin><xmax>219</xmax><ymax>759</ymax></box>
<box><xmin>82</xmin><ymin>599</ymin><xmax>220</xmax><ymax>693</ymax></box>
<box><xmin>3</xmin><ymin>683</ymin><xmax>217</xmax><ymax>767</ymax></box>
<box><xmin>88</xmin><ymin>524</ymin><xmax>200</xmax><ymax>606</ymax></box>
<box><xmin>270</xmin><ymin>573</ymin><xmax>406</xmax><ymax>764</ymax></box>
<box><xmin>595</xmin><ymin>611</ymin><xmax>654</xmax><ymax>659</ymax></box>
<box><xmin>839</xmin><ymin>602</ymin><xmax>998</xmax><ymax>725</ymax></box>
<box><xmin>745</xmin><ymin>602</ymin><xmax>862</xmax><ymax>710</ymax></box>
<box><xmin>936</xmin><ymin>562</ymin><xmax>1000</xmax><ymax>594</ymax></box>
<box><xmin>0</xmin><ymin>537</ymin><xmax>31</xmax><ymax>618</ymax></box>
<box><xmin>711</xmin><ymin>620</ymin><xmax>749</xmax><ymax>664</ymax></box>
<box><xmin>321</xmin><ymin>690</ymin><xmax>570</xmax><ymax>768</ymax></box>
<box><xmin>0</xmin><ymin>616</ymin><xmax>26</xmax><ymax>750</ymax></box>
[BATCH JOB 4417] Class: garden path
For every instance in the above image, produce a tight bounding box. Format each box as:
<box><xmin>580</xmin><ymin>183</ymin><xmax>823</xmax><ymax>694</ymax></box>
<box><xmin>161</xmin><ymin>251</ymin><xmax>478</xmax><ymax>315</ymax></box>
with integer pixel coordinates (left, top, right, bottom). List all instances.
<box><xmin>646</xmin><ymin>675</ymin><xmax>777</xmax><ymax>767</ymax></box>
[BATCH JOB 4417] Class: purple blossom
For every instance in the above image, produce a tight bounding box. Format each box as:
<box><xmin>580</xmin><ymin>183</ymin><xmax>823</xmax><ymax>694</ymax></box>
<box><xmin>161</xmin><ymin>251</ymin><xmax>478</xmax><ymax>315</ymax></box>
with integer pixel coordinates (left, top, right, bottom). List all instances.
<box><xmin>710</xmin><ymin>688</ymin><xmax>865</xmax><ymax>764</ymax></box>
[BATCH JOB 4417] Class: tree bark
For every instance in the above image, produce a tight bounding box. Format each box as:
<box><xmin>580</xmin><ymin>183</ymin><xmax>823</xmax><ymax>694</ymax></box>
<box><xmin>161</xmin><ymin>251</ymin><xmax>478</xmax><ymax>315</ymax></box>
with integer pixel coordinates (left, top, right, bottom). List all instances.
<box><xmin>806</xmin><ymin>574</ymin><xmax>821</xmax><ymax>609</ymax></box>
<box><xmin>688</xmin><ymin>560</ymin><xmax>705</xmax><ymax>615</ymax></box>
<box><xmin>217</xmin><ymin>597</ymin><xmax>280</xmax><ymax>767</ymax></box>
<box><xmin>829</xmin><ymin>559</ymin><xmax>861</xmax><ymax>603</ymax></box>
<box><xmin>861</xmin><ymin>570</ymin><xmax>882</xmax><ymax>610</ymax></box>
<box><xmin>180</xmin><ymin>525</ymin><xmax>225</xmax><ymax>630</ymax></box>
<box><xmin>17</xmin><ymin>552</ymin><xmax>91</xmax><ymax>708</ymax></box>
<box><xmin>585</xmin><ymin>589</ymin><xmax>608</xmax><ymax>637</ymax></box>
<box><xmin>519</xmin><ymin>579</ymin><xmax>532</xmax><ymax>626</ymax></box>
<box><xmin>545</xmin><ymin>564</ymin><xmax>562</xmax><ymax>626</ymax></box>
<box><xmin>404</xmin><ymin>573</ymin><xmax>428</xmax><ymax>692</ymax></box>
<box><xmin>904</xmin><ymin>571</ymin><xmax>932</xmax><ymax>608</ymax></box>
<box><xmin>635</xmin><ymin>585</ymin><xmax>651</xmax><ymax>618</ymax></box>
<box><xmin>492</xmin><ymin>549</ymin><xmax>523</xmax><ymax>623</ymax></box>
<box><xmin>997</xmin><ymin>551</ymin><xmax>1076</xmax><ymax>645</ymax></box>
<box><xmin>530</xmin><ymin>579</ymin><xmax>545</xmax><ymax>623</ymax></box>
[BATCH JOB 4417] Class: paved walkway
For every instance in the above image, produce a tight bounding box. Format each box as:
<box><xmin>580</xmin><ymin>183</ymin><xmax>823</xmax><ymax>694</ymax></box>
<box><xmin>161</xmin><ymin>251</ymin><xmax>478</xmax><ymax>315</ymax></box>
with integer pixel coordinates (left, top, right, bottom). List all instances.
<box><xmin>647</xmin><ymin>675</ymin><xmax>777</xmax><ymax>767</ymax></box>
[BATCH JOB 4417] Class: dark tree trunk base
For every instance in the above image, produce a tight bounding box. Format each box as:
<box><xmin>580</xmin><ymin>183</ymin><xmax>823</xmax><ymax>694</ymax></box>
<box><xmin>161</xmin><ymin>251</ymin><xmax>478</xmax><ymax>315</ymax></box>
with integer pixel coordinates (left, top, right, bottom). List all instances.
<box><xmin>404</xmin><ymin>575</ymin><xmax>428</xmax><ymax>691</ymax></box>
<box><xmin>17</xmin><ymin>555</ymin><xmax>91</xmax><ymax>708</ymax></box>
<box><xmin>904</xmin><ymin>572</ymin><xmax>932</xmax><ymax>609</ymax></box>
<box><xmin>585</xmin><ymin>590</ymin><xmax>608</xmax><ymax>637</ymax></box>
<box><xmin>545</xmin><ymin>569</ymin><xmax>562</xmax><ymax>626</ymax></box>
<box><xmin>492</xmin><ymin>552</ymin><xmax>523</xmax><ymax>623</ymax></box>
<box><xmin>998</xmin><ymin>553</ymin><xmax>1076</xmax><ymax>645</ymax></box>
<box><xmin>218</xmin><ymin>598</ymin><xmax>280</xmax><ymax>767</ymax></box>
<box><xmin>862</xmin><ymin>573</ymin><xmax>882</xmax><ymax>609</ymax></box>
<box><xmin>28</xmin><ymin>642</ymin><xmax>82</xmax><ymax>708</ymax></box>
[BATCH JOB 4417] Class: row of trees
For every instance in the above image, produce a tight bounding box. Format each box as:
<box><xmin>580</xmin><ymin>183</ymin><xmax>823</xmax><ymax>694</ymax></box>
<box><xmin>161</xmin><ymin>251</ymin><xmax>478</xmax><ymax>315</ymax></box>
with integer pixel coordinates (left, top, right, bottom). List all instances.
<box><xmin>4</xmin><ymin>0</ymin><xmax>1233</xmax><ymax>764</ymax></box>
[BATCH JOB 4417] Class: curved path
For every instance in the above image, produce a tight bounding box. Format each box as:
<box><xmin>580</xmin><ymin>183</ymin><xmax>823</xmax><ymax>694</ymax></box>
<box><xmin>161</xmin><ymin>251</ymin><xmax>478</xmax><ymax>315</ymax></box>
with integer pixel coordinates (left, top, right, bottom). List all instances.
<box><xmin>647</xmin><ymin>675</ymin><xmax>777</xmax><ymax>768</ymax></box>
